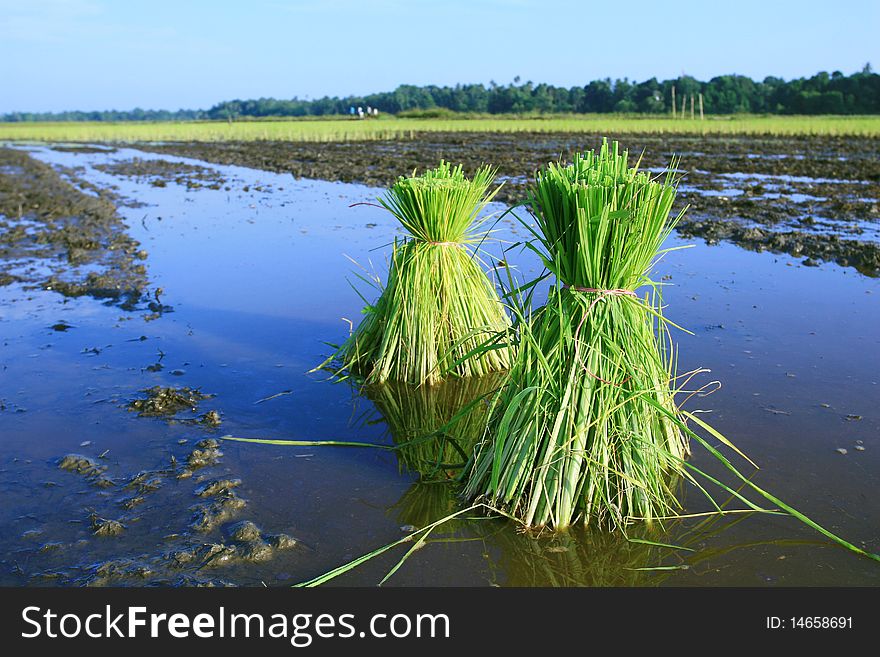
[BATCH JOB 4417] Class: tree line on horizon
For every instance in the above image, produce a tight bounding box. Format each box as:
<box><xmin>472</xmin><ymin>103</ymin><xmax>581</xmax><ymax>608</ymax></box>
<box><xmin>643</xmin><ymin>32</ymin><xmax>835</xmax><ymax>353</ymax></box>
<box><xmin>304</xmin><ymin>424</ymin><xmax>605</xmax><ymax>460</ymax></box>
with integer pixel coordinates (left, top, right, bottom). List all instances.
<box><xmin>4</xmin><ymin>67</ymin><xmax>877</xmax><ymax>122</ymax></box>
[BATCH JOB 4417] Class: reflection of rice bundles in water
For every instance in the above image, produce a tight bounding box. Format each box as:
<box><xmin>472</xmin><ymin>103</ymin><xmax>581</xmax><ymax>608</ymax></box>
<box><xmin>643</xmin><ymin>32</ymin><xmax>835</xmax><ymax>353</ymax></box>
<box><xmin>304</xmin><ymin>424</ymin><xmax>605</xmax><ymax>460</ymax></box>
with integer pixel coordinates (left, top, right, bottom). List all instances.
<box><xmin>366</xmin><ymin>374</ymin><xmax>503</xmax><ymax>481</ymax></box>
<box><xmin>390</xmin><ymin>481</ymin><xmax>462</xmax><ymax>531</ymax></box>
<box><xmin>492</xmin><ymin>527</ymin><xmax>665</xmax><ymax>587</ymax></box>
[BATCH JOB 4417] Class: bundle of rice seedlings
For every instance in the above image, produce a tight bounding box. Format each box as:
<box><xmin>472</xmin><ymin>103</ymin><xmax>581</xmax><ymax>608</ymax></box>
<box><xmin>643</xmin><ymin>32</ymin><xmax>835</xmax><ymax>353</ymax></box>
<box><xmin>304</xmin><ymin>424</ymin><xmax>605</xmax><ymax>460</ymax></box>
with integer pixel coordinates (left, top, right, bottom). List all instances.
<box><xmin>465</xmin><ymin>139</ymin><xmax>691</xmax><ymax>530</ymax></box>
<box><xmin>366</xmin><ymin>374</ymin><xmax>503</xmax><ymax>481</ymax></box>
<box><xmin>332</xmin><ymin>162</ymin><xmax>512</xmax><ymax>385</ymax></box>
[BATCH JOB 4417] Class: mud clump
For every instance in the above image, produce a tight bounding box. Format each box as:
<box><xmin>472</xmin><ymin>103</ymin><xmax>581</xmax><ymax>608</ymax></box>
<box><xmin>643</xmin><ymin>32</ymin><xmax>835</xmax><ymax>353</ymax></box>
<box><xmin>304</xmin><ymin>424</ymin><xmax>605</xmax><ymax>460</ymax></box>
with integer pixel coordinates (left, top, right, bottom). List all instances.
<box><xmin>268</xmin><ymin>533</ymin><xmax>299</xmax><ymax>550</ymax></box>
<box><xmin>90</xmin><ymin>515</ymin><xmax>126</xmax><ymax>537</ymax></box>
<box><xmin>46</xmin><ymin>271</ymin><xmax>148</xmax><ymax>307</ymax></box>
<box><xmin>189</xmin><ymin>480</ymin><xmax>247</xmax><ymax>532</ymax></box>
<box><xmin>169</xmin><ymin>543</ymin><xmax>238</xmax><ymax>569</ymax></box>
<box><xmin>225</xmin><ymin>522</ymin><xmax>274</xmax><ymax>563</ymax></box>
<box><xmin>197</xmin><ymin>410</ymin><xmax>222</xmax><ymax>428</ymax></box>
<box><xmin>176</xmin><ymin>438</ymin><xmax>224</xmax><ymax>479</ymax></box>
<box><xmin>227</xmin><ymin>520</ymin><xmax>262</xmax><ymax>543</ymax></box>
<box><xmin>187</xmin><ymin>462</ymin><xmax>247</xmax><ymax>532</ymax></box>
<box><xmin>186</xmin><ymin>438</ymin><xmax>223</xmax><ymax>470</ymax></box>
<box><xmin>195</xmin><ymin>478</ymin><xmax>241</xmax><ymax>497</ymax></box>
<box><xmin>0</xmin><ymin>147</ymin><xmax>150</xmax><ymax>308</ymax></box>
<box><xmin>189</xmin><ymin>494</ymin><xmax>247</xmax><ymax>532</ymax></box>
<box><xmin>224</xmin><ymin>521</ymin><xmax>299</xmax><ymax>563</ymax></box>
<box><xmin>90</xmin><ymin>559</ymin><xmax>153</xmax><ymax>584</ymax></box>
<box><xmin>206</xmin><ymin>521</ymin><xmax>300</xmax><ymax>565</ymax></box>
<box><xmin>32</xmin><ymin>571</ymin><xmax>67</xmax><ymax>582</ymax></box>
<box><xmin>119</xmin><ymin>496</ymin><xmax>146</xmax><ymax>510</ymax></box>
<box><xmin>58</xmin><ymin>454</ymin><xmax>114</xmax><ymax>488</ymax></box>
<box><xmin>128</xmin><ymin>386</ymin><xmax>212</xmax><ymax>417</ymax></box>
<box><xmin>77</xmin><ymin>555</ymin><xmax>234</xmax><ymax>586</ymax></box>
<box><xmin>114</xmin><ymin>461</ymin><xmax>179</xmax><ymax>510</ymax></box>
<box><xmin>39</xmin><ymin>542</ymin><xmax>65</xmax><ymax>553</ymax></box>
<box><xmin>167</xmin><ymin>527</ymin><xmax>298</xmax><ymax>570</ymax></box>
<box><xmin>58</xmin><ymin>453</ymin><xmax>104</xmax><ymax>476</ymax></box>
<box><xmin>238</xmin><ymin>540</ymin><xmax>274</xmax><ymax>563</ymax></box>
<box><xmin>124</xmin><ymin>471</ymin><xmax>164</xmax><ymax>494</ymax></box>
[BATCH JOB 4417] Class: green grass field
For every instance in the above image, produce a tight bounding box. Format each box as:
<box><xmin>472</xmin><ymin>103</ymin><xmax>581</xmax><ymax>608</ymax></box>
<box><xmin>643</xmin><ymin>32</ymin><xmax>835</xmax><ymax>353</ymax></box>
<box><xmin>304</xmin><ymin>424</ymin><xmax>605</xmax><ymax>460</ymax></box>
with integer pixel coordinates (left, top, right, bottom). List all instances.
<box><xmin>1</xmin><ymin>114</ymin><xmax>878</xmax><ymax>142</ymax></box>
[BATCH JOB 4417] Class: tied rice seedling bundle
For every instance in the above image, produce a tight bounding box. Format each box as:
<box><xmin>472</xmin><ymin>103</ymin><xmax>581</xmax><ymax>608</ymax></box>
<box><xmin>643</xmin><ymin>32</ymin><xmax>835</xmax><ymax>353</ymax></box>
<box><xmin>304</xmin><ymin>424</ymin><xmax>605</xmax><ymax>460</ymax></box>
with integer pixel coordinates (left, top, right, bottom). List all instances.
<box><xmin>466</xmin><ymin>140</ymin><xmax>691</xmax><ymax>530</ymax></box>
<box><xmin>332</xmin><ymin>162</ymin><xmax>512</xmax><ymax>385</ymax></box>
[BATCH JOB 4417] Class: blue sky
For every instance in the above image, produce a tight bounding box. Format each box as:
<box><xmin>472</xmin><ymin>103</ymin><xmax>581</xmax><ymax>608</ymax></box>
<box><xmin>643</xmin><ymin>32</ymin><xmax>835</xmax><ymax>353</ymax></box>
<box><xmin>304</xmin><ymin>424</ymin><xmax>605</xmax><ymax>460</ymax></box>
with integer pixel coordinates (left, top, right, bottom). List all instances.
<box><xmin>1</xmin><ymin>0</ymin><xmax>878</xmax><ymax>113</ymax></box>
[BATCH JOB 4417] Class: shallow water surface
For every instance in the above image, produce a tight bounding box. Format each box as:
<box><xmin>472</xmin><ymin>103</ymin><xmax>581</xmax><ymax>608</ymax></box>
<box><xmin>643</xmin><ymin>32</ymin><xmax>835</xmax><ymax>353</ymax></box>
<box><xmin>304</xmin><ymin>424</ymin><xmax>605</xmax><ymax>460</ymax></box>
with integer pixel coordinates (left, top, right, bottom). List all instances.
<box><xmin>1</xmin><ymin>145</ymin><xmax>878</xmax><ymax>586</ymax></box>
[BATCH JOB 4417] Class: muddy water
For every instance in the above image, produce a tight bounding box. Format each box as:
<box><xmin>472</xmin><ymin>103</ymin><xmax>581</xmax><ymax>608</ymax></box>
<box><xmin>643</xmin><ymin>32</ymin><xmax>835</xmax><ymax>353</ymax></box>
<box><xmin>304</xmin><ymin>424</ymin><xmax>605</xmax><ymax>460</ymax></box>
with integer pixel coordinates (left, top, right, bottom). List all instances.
<box><xmin>1</xmin><ymin>145</ymin><xmax>879</xmax><ymax>586</ymax></box>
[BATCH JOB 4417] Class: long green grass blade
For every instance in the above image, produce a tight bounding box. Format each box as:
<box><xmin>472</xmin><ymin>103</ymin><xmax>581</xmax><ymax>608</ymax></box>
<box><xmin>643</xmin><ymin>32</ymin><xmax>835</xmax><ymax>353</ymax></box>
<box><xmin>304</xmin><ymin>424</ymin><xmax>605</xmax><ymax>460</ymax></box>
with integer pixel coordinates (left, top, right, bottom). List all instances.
<box><xmin>221</xmin><ymin>435</ymin><xmax>391</xmax><ymax>449</ymax></box>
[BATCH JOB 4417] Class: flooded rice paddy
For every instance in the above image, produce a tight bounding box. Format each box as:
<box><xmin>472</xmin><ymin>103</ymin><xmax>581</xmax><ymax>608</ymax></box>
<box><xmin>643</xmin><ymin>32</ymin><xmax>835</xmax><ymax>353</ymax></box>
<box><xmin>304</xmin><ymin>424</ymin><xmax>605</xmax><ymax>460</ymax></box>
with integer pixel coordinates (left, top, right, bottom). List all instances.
<box><xmin>1</xmin><ymin>141</ymin><xmax>878</xmax><ymax>586</ymax></box>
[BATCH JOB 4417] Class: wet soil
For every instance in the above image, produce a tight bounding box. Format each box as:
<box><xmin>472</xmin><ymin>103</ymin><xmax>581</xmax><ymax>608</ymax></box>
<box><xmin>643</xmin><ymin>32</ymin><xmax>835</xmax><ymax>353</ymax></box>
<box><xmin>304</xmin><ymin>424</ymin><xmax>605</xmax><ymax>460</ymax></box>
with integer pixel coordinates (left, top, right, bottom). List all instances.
<box><xmin>50</xmin><ymin>145</ymin><xmax>118</xmax><ymax>155</ymax></box>
<box><xmin>16</xmin><ymin>435</ymin><xmax>301</xmax><ymax>586</ymax></box>
<box><xmin>0</xmin><ymin>147</ymin><xmax>150</xmax><ymax>308</ymax></box>
<box><xmin>93</xmin><ymin>157</ymin><xmax>228</xmax><ymax>190</ymax></box>
<box><xmin>676</xmin><ymin>220</ymin><xmax>880</xmax><ymax>276</ymax></box>
<box><xmin>127</xmin><ymin>385</ymin><xmax>213</xmax><ymax>418</ymax></box>
<box><xmin>135</xmin><ymin>133</ymin><xmax>880</xmax><ymax>276</ymax></box>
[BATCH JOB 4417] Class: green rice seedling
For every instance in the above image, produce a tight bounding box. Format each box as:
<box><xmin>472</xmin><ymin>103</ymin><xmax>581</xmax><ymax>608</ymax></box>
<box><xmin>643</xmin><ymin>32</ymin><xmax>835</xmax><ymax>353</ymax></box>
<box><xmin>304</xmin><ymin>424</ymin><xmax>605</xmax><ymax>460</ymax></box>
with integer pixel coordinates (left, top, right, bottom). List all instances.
<box><xmin>366</xmin><ymin>374</ymin><xmax>503</xmax><ymax>480</ymax></box>
<box><xmin>465</xmin><ymin>139</ymin><xmax>692</xmax><ymax>530</ymax></box>
<box><xmin>330</xmin><ymin>162</ymin><xmax>512</xmax><ymax>385</ymax></box>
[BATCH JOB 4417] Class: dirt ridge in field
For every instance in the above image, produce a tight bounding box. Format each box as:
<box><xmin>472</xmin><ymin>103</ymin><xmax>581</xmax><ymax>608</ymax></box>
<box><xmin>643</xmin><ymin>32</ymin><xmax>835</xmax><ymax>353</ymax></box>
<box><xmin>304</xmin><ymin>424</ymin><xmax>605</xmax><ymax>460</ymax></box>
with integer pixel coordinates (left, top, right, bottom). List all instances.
<box><xmin>0</xmin><ymin>147</ymin><xmax>151</xmax><ymax>306</ymax></box>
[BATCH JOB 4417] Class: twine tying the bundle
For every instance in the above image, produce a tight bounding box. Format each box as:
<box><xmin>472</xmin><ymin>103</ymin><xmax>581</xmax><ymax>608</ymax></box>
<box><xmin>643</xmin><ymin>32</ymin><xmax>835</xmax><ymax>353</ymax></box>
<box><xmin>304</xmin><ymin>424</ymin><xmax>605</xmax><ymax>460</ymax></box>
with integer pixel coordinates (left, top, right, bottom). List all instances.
<box><xmin>564</xmin><ymin>283</ymin><xmax>638</xmax><ymax>386</ymax></box>
<box><xmin>561</xmin><ymin>284</ymin><xmax>637</xmax><ymax>298</ymax></box>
